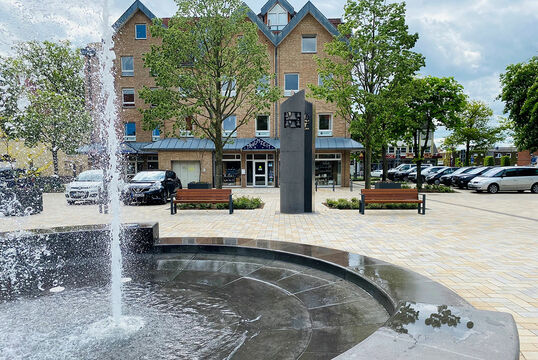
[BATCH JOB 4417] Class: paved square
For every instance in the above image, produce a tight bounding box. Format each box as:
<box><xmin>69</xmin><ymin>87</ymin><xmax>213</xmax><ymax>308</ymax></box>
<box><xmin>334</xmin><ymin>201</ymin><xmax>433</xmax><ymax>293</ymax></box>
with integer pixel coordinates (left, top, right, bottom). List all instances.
<box><xmin>1</xmin><ymin>186</ymin><xmax>537</xmax><ymax>359</ymax></box>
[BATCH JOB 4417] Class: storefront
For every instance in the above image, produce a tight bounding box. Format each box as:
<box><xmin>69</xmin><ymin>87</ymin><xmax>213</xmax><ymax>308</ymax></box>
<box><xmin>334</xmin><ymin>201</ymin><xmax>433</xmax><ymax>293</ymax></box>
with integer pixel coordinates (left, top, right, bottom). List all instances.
<box><xmin>315</xmin><ymin>153</ymin><xmax>342</xmax><ymax>186</ymax></box>
<box><xmin>246</xmin><ymin>153</ymin><xmax>275</xmax><ymax>187</ymax></box>
<box><xmin>222</xmin><ymin>154</ymin><xmax>242</xmax><ymax>186</ymax></box>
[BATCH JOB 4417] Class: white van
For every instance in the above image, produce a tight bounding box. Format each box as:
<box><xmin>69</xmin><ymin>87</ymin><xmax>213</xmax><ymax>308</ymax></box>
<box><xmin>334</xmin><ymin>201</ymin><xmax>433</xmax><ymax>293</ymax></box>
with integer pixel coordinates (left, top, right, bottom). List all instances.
<box><xmin>468</xmin><ymin>166</ymin><xmax>538</xmax><ymax>193</ymax></box>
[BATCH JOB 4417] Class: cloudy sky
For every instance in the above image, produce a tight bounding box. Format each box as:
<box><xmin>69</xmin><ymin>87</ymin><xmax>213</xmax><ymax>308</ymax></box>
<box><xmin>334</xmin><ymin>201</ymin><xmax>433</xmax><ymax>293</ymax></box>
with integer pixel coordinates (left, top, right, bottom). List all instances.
<box><xmin>1</xmin><ymin>0</ymin><xmax>537</xmax><ymax>144</ymax></box>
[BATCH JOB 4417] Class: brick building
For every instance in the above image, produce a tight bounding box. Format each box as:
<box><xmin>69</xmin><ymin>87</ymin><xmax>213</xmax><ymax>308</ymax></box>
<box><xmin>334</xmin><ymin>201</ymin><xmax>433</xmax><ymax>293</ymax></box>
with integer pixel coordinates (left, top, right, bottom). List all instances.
<box><xmin>97</xmin><ymin>0</ymin><xmax>362</xmax><ymax>187</ymax></box>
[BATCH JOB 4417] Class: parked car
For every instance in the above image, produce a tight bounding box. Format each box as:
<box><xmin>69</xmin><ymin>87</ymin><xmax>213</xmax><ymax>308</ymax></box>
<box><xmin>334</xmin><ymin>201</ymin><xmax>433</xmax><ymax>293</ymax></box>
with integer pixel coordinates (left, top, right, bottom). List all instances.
<box><xmin>394</xmin><ymin>164</ymin><xmax>432</xmax><ymax>181</ymax></box>
<box><xmin>468</xmin><ymin>166</ymin><xmax>538</xmax><ymax>193</ymax></box>
<box><xmin>65</xmin><ymin>170</ymin><xmax>104</xmax><ymax>205</ymax></box>
<box><xmin>452</xmin><ymin>166</ymin><xmax>492</xmax><ymax>189</ymax></box>
<box><xmin>425</xmin><ymin>167</ymin><xmax>458</xmax><ymax>185</ymax></box>
<box><xmin>122</xmin><ymin>170</ymin><xmax>182</xmax><ymax>204</ymax></box>
<box><xmin>0</xmin><ymin>167</ymin><xmax>42</xmax><ymax>215</ymax></box>
<box><xmin>371</xmin><ymin>169</ymin><xmax>383</xmax><ymax>178</ymax></box>
<box><xmin>387</xmin><ymin>164</ymin><xmax>407</xmax><ymax>180</ymax></box>
<box><xmin>440</xmin><ymin>167</ymin><xmax>476</xmax><ymax>186</ymax></box>
<box><xmin>408</xmin><ymin>166</ymin><xmax>445</xmax><ymax>183</ymax></box>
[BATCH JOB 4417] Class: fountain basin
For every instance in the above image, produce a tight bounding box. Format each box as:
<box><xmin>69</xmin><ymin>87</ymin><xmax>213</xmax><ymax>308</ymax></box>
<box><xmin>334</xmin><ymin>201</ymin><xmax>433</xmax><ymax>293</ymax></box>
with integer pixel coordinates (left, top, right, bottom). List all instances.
<box><xmin>0</xmin><ymin>223</ymin><xmax>519</xmax><ymax>359</ymax></box>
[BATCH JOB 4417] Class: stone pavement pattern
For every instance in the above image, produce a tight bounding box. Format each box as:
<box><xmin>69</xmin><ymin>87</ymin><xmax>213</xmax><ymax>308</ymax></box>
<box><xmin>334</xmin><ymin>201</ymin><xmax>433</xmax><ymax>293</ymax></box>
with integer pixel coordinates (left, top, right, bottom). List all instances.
<box><xmin>1</xmin><ymin>187</ymin><xmax>537</xmax><ymax>359</ymax></box>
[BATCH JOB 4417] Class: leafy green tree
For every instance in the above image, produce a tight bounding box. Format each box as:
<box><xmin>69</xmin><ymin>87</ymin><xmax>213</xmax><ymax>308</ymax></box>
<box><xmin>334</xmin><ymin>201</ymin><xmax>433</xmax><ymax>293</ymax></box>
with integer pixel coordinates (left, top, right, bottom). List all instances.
<box><xmin>14</xmin><ymin>41</ymin><xmax>91</xmax><ymax>175</ymax></box>
<box><xmin>310</xmin><ymin>0</ymin><xmax>424</xmax><ymax>189</ymax></box>
<box><xmin>0</xmin><ymin>56</ymin><xmax>24</xmax><ymax>152</ymax></box>
<box><xmin>443</xmin><ymin>100</ymin><xmax>506</xmax><ymax>166</ymax></box>
<box><xmin>484</xmin><ymin>156</ymin><xmax>494</xmax><ymax>166</ymax></box>
<box><xmin>499</xmin><ymin>56</ymin><xmax>538</xmax><ymax>151</ymax></box>
<box><xmin>403</xmin><ymin>76</ymin><xmax>466</xmax><ymax>188</ymax></box>
<box><xmin>140</xmin><ymin>0</ymin><xmax>280</xmax><ymax>188</ymax></box>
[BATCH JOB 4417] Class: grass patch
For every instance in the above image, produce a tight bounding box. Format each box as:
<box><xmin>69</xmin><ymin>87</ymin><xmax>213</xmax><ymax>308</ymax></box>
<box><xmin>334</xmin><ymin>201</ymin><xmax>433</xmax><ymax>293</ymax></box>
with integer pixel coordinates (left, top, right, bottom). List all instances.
<box><xmin>177</xmin><ymin>196</ymin><xmax>264</xmax><ymax>210</ymax></box>
<box><xmin>325</xmin><ymin>198</ymin><xmax>418</xmax><ymax>210</ymax></box>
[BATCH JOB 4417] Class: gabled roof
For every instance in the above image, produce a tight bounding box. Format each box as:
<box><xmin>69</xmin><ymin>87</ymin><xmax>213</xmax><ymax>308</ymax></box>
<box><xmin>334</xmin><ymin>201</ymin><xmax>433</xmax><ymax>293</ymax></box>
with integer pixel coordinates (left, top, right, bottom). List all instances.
<box><xmin>260</xmin><ymin>0</ymin><xmax>295</xmax><ymax>16</ymax></box>
<box><xmin>273</xmin><ymin>1</ymin><xmax>339</xmax><ymax>46</ymax></box>
<box><xmin>112</xmin><ymin>0</ymin><xmax>156</xmax><ymax>31</ymax></box>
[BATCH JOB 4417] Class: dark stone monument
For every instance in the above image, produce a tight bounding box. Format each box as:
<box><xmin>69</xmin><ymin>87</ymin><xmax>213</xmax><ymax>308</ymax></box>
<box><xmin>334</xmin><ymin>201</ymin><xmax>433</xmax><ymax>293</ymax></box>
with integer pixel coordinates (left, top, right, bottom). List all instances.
<box><xmin>280</xmin><ymin>90</ymin><xmax>315</xmax><ymax>213</ymax></box>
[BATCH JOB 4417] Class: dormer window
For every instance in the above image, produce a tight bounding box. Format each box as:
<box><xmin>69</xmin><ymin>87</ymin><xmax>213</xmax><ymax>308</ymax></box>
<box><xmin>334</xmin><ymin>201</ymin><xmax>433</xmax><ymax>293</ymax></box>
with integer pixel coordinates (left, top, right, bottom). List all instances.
<box><xmin>267</xmin><ymin>4</ymin><xmax>288</xmax><ymax>31</ymax></box>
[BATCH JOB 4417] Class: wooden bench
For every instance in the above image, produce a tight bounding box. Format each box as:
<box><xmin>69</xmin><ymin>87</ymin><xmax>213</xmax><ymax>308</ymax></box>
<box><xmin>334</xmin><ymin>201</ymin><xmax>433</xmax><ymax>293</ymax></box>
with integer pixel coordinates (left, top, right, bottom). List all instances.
<box><xmin>170</xmin><ymin>189</ymin><xmax>233</xmax><ymax>214</ymax></box>
<box><xmin>360</xmin><ymin>189</ymin><xmax>426</xmax><ymax>215</ymax></box>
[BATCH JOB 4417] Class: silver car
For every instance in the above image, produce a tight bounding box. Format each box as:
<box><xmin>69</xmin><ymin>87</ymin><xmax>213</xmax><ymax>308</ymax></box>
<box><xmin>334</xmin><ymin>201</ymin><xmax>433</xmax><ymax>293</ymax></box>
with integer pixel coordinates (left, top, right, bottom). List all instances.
<box><xmin>468</xmin><ymin>166</ymin><xmax>538</xmax><ymax>193</ymax></box>
<box><xmin>65</xmin><ymin>170</ymin><xmax>104</xmax><ymax>204</ymax></box>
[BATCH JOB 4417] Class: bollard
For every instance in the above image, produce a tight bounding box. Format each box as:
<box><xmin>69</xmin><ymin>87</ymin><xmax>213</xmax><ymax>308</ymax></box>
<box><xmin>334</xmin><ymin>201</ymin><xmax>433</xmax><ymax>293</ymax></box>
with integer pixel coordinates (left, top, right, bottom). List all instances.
<box><xmin>315</xmin><ymin>181</ymin><xmax>318</xmax><ymax>192</ymax></box>
<box><xmin>332</xmin><ymin>180</ymin><xmax>335</xmax><ymax>191</ymax></box>
<box><xmin>350</xmin><ymin>177</ymin><xmax>353</xmax><ymax>192</ymax></box>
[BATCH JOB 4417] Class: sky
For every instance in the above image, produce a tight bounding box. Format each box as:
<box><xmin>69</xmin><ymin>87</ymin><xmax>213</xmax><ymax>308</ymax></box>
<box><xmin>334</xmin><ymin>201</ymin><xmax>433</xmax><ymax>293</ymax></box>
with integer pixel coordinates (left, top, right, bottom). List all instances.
<box><xmin>1</xmin><ymin>0</ymin><xmax>537</xmax><ymax>146</ymax></box>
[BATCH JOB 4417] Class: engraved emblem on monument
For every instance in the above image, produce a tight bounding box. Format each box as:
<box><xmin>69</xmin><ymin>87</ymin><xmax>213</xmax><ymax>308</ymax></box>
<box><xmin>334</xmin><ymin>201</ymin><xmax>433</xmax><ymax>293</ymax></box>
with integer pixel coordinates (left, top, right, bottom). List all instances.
<box><xmin>304</xmin><ymin>113</ymin><xmax>310</xmax><ymax>130</ymax></box>
<box><xmin>284</xmin><ymin>111</ymin><xmax>302</xmax><ymax>128</ymax></box>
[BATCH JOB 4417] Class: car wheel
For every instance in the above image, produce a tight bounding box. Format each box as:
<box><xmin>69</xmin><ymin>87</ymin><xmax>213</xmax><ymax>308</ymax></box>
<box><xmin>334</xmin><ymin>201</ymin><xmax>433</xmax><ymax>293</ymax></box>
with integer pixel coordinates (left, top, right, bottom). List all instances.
<box><xmin>531</xmin><ymin>183</ymin><xmax>538</xmax><ymax>194</ymax></box>
<box><xmin>434</xmin><ymin>179</ymin><xmax>440</xmax><ymax>185</ymax></box>
<box><xmin>487</xmin><ymin>183</ymin><xmax>499</xmax><ymax>194</ymax></box>
<box><xmin>160</xmin><ymin>191</ymin><xmax>168</xmax><ymax>205</ymax></box>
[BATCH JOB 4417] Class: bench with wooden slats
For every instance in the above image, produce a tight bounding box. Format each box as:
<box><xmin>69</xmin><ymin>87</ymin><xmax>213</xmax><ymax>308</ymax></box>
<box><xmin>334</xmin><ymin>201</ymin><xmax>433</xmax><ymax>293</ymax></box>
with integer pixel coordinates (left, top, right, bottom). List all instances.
<box><xmin>360</xmin><ymin>189</ymin><xmax>426</xmax><ymax>215</ymax></box>
<box><xmin>170</xmin><ymin>189</ymin><xmax>233</xmax><ymax>214</ymax></box>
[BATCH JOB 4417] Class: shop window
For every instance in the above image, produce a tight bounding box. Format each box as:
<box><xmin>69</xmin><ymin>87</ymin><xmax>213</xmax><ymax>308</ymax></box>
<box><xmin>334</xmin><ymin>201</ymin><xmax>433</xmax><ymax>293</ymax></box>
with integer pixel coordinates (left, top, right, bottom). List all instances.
<box><xmin>284</xmin><ymin>73</ymin><xmax>299</xmax><ymax>96</ymax></box>
<box><xmin>302</xmin><ymin>35</ymin><xmax>317</xmax><ymax>53</ymax></box>
<box><xmin>122</xmin><ymin>88</ymin><xmax>135</xmax><ymax>108</ymax></box>
<box><xmin>222</xmin><ymin>115</ymin><xmax>237</xmax><ymax>137</ymax></box>
<box><xmin>318</xmin><ymin>114</ymin><xmax>332</xmax><ymax>136</ymax></box>
<box><xmin>256</xmin><ymin>115</ymin><xmax>270</xmax><ymax>137</ymax></box>
<box><xmin>223</xmin><ymin>154</ymin><xmax>241</xmax><ymax>187</ymax></box>
<box><xmin>315</xmin><ymin>153</ymin><xmax>342</xmax><ymax>186</ymax></box>
<box><xmin>135</xmin><ymin>24</ymin><xmax>147</xmax><ymax>39</ymax></box>
<box><xmin>121</xmin><ymin>56</ymin><xmax>134</xmax><ymax>77</ymax></box>
<box><xmin>147</xmin><ymin>155</ymin><xmax>159</xmax><ymax>170</ymax></box>
<box><xmin>124</xmin><ymin>122</ymin><xmax>136</xmax><ymax>141</ymax></box>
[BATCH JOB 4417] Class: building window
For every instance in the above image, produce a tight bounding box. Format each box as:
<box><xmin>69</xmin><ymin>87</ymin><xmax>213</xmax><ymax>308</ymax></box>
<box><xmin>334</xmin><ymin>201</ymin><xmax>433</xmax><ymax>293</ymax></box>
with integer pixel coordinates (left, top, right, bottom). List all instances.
<box><xmin>223</xmin><ymin>154</ymin><xmax>242</xmax><ymax>187</ymax></box>
<box><xmin>315</xmin><ymin>153</ymin><xmax>342</xmax><ymax>186</ymax></box>
<box><xmin>121</xmin><ymin>56</ymin><xmax>134</xmax><ymax>77</ymax></box>
<box><xmin>135</xmin><ymin>24</ymin><xmax>147</xmax><ymax>39</ymax></box>
<box><xmin>318</xmin><ymin>73</ymin><xmax>333</xmax><ymax>86</ymax></box>
<box><xmin>302</xmin><ymin>35</ymin><xmax>317</xmax><ymax>53</ymax></box>
<box><xmin>284</xmin><ymin>73</ymin><xmax>299</xmax><ymax>97</ymax></box>
<box><xmin>388</xmin><ymin>147</ymin><xmax>395</xmax><ymax>154</ymax></box>
<box><xmin>221</xmin><ymin>79</ymin><xmax>236</xmax><ymax>97</ymax></box>
<box><xmin>122</xmin><ymin>88</ymin><xmax>135</xmax><ymax>108</ymax></box>
<box><xmin>152</xmin><ymin>128</ymin><xmax>160</xmax><ymax>141</ymax></box>
<box><xmin>318</xmin><ymin>114</ymin><xmax>332</xmax><ymax>136</ymax></box>
<box><xmin>256</xmin><ymin>115</ymin><xmax>270</xmax><ymax>137</ymax></box>
<box><xmin>180</xmin><ymin>116</ymin><xmax>194</xmax><ymax>137</ymax></box>
<box><xmin>124</xmin><ymin>122</ymin><xmax>136</xmax><ymax>141</ymax></box>
<box><xmin>267</xmin><ymin>4</ymin><xmax>288</xmax><ymax>31</ymax></box>
<box><xmin>147</xmin><ymin>155</ymin><xmax>159</xmax><ymax>170</ymax></box>
<box><xmin>257</xmin><ymin>75</ymin><xmax>269</xmax><ymax>94</ymax></box>
<box><xmin>398</xmin><ymin>146</ymin><xmax>407</xmax><ymax>154</ymax></box>
<box><xmin>222</xmin><ymin>115</ymin><xmax>237</xmax><ymax>137</ymax></box>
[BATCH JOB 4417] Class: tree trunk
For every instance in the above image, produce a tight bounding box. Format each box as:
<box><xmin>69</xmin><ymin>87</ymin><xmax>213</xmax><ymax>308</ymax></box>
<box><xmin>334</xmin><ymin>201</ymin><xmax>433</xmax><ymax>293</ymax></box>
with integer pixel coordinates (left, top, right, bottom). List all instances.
<box><xmin>381</xmin><ymin>144</ymin><xmax>388</xmax><ymax>181</ymax></box>
<box><xmin>52</xmin><ymin>149</ymin><xmax>59</xmax><ymax>176</ymax></box>
<box><xmin>364</xmin><ymin>139</ymin><xmax>372</xmax><ymax>189</ymax></box>
<box><xmin>214</xmin><ymin>139</ymin><xmax>223</xmax><ymax>189</ymax></box>
<box><xmin>465</xmin><ymin>142</ymin><xmax>471</xmax><ymax>166</ymax></box>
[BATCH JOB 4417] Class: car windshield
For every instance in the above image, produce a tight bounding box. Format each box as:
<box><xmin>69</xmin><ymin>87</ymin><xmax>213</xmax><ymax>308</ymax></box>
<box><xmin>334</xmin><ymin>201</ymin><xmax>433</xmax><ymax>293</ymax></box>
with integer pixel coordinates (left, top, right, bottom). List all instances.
<box><xmin>482</xmin><ymin>168</ymin><xmax>506</xmax><ymax>177</ymax></box>
<box><xmin>132</xmin><ymin>171</ymin><xmax>165</xmax><ymax>182</ymax></box>
<box><xmin>426</xmin><ymin>167</ymin><xmax>445</xmax><ymax>174</ymax></box>
<box><xmin>451</xmin><ymin>167</ymin><xmax>471</xmax><ymax>175</ymax></box>
<box><xmin>76</xmin><ymin>171</ymin><xmax>103</xmax><ymax>182</ymax></box>
<box><xmin>467</xmin><ymin>167</ymin><xmax>488</xmax><ymax>175</ymax></box>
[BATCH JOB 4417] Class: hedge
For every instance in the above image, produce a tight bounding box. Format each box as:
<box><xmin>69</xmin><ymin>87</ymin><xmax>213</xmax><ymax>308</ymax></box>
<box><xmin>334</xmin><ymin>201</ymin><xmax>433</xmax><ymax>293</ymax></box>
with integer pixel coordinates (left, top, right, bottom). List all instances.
<box><xmin>325</xmin><ymin>198</ymin><xmax>418</xmax><ymax>210</ymax></box>
<box><xmin>177</xmin><ymin>196</ymin><xmax>263</xmax><ymax>210</ymax></box>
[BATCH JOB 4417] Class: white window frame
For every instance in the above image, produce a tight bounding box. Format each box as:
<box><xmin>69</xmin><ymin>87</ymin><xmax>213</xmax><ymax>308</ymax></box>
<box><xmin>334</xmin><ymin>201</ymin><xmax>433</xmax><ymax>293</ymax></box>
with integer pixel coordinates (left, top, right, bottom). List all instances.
<box><xmin>222</xmin><ymin>115</ymin><xmax>237</xmax><ymax>137</ymax></box>
<box><xmin>317</xmin><ymin>113</ymin><xmax>333</xmax><ymax>137</ymax></box>
<box><xmin>122</xmin><ymin>88</ymin><xmax>135</xmax><ymax>108</ymax></box>
<box><xmin>255</xmin><ymin>115</ymin><xmax>270</xmax><ymax>137</ymax></box>
<box><xmin>267</xmin><ymin>4</ymin><xmax>288</xmax><ymax>31</ymax></box>
<box><xmin>121</xmin><ymin>56</ymin><xmax>134</xmax><ymax>77</ymax></box>
<box><xmin>302</xmin><ymin>35</ymin><xmax>317</xmax><ymax>53</ymax></box>
<box><xmin>284</xmin><ymin>73</ymin><xmax>299</xmax><ymax>97</ymax></box>
<box><xmin>135</xmin><ymin>24</ymin><xmax>147</xmax><ymax>40</ymax></box>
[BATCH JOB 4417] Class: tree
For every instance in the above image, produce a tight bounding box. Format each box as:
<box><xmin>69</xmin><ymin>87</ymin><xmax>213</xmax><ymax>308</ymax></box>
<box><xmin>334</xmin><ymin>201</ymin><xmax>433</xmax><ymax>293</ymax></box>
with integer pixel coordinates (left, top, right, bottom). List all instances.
<box><xmin>311</xmin><ymin>0</ymin><xmax>424</xmax><ymax>188</ymax></box>
<box><xmin>140</xmin><ymin>0</ymin><xmax>280</xmax><ymax>188</ymax></box>
<box><xmin>499</xmin><ymin>56</ymin><xmax>538</xmax><ymax>152</ymax></box>
<box><xmin>403</xmin><ymin>76</ymin><xmax>466</xmax><ymax>189</ymax></box>
<box><xmin>443</xmin><ymin>100</ymin><xmax>506</xmax><ymax>166</ymax></box>
<box><xmin>0</xmin><ymin>56</ymin><xmax>24</xmax><ymax>154</ymax></box>
<box><xmin>14</xmin><ymin>41</ymin><xmax>91</xmax><ymax>175</ymax></box>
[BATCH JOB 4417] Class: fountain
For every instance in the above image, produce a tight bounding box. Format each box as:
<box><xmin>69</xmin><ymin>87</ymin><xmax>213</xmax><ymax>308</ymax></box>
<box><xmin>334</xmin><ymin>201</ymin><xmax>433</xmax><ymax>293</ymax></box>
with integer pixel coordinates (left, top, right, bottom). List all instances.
<box><xmin>0</xmin><ymin>1</ymin><xmax>520</xmax><ymax>359</ymax></box>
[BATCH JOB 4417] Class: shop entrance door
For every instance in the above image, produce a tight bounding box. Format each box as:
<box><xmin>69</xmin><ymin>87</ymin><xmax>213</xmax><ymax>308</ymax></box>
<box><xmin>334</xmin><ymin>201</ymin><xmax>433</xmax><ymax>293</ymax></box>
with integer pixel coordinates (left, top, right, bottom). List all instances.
<box><xmin>254</xmin><ymin>161</ymin><xmax>267</xmax><ymax>186</ymax></box>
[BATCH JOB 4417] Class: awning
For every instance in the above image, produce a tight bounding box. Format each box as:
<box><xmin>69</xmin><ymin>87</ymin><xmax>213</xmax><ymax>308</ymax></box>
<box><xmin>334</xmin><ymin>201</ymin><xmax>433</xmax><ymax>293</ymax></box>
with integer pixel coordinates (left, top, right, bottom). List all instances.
<box><xmin>76</xmin><ymin>142</ymin><xmax>156</xmax><ymax>155</ymax></box>
<box><xmin>315</xmin><ymin>137</ymin><xmax>363</xmax><ymax>150</ymax></box>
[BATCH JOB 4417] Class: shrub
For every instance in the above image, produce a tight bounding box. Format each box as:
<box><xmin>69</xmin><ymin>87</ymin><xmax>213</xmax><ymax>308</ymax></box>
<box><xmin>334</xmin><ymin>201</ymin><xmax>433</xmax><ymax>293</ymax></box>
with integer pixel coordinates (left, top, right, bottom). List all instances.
<box><xmin>179</xmin><ymin>196</ymin><xmax>263</xmax><ymax>210</ymax></box>
<box><xmin>421</xmin><ymin>184</ymin><xmax>454</xmax><ymax>193</ymax></box>
<box><xmin>484</xmin><ymin>156</ymin><xmax>495</xmax><ymax>166</ymax></box>
<box><xmin>325</xmin><ymin>198</ymin><xmax>417</xmax><ymax>210</ymax></box>
<box><xmin>500</xmin><ymin>156</ymin><xmax>511</xmax><ymax>166</ymax></box>
<box><xmin>401</xmin><ymin>183</ymin><xmax>412</xmax><ymax>189</ymax></box>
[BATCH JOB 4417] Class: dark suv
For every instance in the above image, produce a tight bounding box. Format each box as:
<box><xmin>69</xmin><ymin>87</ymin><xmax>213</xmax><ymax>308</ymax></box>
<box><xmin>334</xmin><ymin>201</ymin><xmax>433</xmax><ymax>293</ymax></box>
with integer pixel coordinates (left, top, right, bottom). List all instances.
<box><xmin>122</xmin><ymin>170</ymin><xmax>182</xmax><ymax>204</ymax></box>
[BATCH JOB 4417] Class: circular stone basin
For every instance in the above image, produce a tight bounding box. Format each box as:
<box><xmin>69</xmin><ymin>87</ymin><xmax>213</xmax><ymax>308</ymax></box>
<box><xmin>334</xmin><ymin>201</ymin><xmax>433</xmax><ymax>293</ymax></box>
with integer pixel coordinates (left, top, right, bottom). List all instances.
<box><xmin>0</xmin><ymin>253</ymin><xmax>389</xmax><ymax>359</ymax></box>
